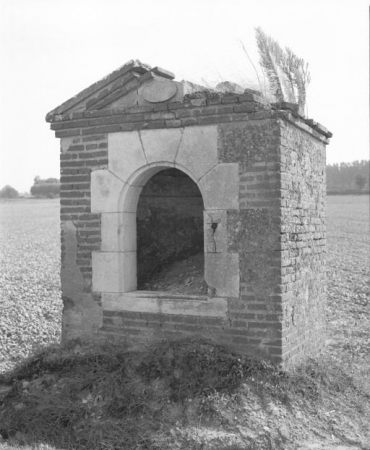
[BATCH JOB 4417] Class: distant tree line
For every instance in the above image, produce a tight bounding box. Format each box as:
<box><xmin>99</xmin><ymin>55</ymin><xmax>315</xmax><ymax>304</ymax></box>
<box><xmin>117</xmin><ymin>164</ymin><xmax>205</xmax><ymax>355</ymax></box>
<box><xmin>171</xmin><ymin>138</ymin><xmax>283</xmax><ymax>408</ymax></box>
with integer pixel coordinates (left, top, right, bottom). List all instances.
<box><xmin>30</xmin><ymin>176</ymin><xmax>60</xmax><ymax>198</ymax></box>
<box><xmin>326</xmin><ymin>160</ymin><xmax>369</xmax><ymax>194</ymax></box>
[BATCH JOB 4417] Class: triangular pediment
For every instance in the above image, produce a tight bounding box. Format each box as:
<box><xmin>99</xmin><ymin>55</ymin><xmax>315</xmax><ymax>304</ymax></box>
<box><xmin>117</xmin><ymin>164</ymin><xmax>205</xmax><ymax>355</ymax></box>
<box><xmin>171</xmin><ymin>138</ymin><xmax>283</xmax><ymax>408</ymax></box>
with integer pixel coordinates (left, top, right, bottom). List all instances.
<box><xmin>45</xmin><ymin>60</ymin><xmax>185</xmax><ymax>122</ymax></box>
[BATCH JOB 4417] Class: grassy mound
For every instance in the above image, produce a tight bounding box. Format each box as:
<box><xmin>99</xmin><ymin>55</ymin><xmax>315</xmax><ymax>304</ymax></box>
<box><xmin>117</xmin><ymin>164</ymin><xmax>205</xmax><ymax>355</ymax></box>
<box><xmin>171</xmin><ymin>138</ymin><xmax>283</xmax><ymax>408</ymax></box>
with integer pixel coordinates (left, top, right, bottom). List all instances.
<box><xmin>0</xmin><ymin>337</ymin><xmax>369</xmax><ymax>450</ymax></box>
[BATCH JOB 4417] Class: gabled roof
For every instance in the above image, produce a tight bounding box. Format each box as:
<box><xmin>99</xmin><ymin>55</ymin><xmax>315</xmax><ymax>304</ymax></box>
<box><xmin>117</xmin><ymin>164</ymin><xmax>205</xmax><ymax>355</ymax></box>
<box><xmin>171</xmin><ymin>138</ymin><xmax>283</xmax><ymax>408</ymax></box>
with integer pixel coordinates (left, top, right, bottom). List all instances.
<box><xmin>46</xmin><ymin>59</ymin><xmax>332</xmax><ymax>140</ymax></box>
<box><xmin>45</xmin><ymin>60</ymin><xmax>178</xmax><ymax>122</ymax></box>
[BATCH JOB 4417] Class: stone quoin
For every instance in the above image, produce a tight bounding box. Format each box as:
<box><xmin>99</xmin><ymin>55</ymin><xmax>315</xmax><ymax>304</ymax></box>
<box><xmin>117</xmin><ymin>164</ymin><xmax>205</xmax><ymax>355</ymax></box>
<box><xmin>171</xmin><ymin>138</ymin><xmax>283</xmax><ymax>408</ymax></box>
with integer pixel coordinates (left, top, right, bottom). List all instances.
<box><xmin>46</xmin><ymin>59</ymin><xmax>332</xmax><ymax>368</ymax></box>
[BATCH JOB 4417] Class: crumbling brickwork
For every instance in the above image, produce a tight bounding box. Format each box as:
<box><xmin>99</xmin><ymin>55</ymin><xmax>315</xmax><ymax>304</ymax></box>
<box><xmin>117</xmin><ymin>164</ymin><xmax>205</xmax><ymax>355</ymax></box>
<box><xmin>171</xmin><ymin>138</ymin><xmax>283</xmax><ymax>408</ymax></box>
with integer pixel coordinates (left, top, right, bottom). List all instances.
<box><xmin>47</xmin><ymin>60</ymin><xmax>331</xmax><ymax>367</ymax></box>
<box><xmin>279</xmin><ymin>121</ymin><xmax>327</xmax><ymax>366</ymax></box>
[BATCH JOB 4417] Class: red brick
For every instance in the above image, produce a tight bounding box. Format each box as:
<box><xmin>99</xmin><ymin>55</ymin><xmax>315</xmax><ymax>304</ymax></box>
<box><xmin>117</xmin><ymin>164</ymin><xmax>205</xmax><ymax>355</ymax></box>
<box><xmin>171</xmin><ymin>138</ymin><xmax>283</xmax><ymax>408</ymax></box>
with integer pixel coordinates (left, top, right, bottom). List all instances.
<box><xmin>68</xmin><ymin>145</ymin><xmax>84</xmax><ymax>151</ymax></box>
<box><xmin>174</xmin><ymin>109</ymin><xmax>193</xmax><ymax>119</ymax></box>
<box><xmin>199</xmin><ymin>317</ymin><xmax>225</xmax><ymax>326</ymax></box>
<box><xmin>232</xmin><ymin>320</ymin><xmax>247</xmax><ymax>328</ymax></box>
<box><xmin>206</xmin><ymin>97</ymin><xmax>221</xmax><ymax>105</ymax></box>
<box><xmin>268</xmin><ymin>346</ymin><xmax>282</xmax><ymax>355</ymax></box>
<box><xmin>84</xmin><ymin>109</ymin><xmax>112</xmax><ymax>118</ymax></box>
<box><xmin>70</xmin><ymin>112</ymin><xmax>85</xmax><ymax>120</ymax></box>
<box><xmin>248</xmin><ymin>111</ymin><xmax>274</xmax><ymax>120</ymax></box>
<box><xmin>232</xmin><ymin>113</ymin><xmax>251</xmax><ymax>122</ymax></box>
<box><xmin>88</xmin><ymin>116</ymin><xmax>120</xmax><ymax>126</ymax></box>
<box><xmin>221</xmin><ymin>96</ymin><xmax>239</xmax><ymax>104</ymax></box>
<box><xmin>166</xmin><ymin>119</ymin><xmax>182</xmax><ymax>128</ymax></box>
<box><xmin>61</xmin><ymin>175</ymin><xmax>89</xmax><ymax>183</ymax></box>
<box><xmin>93</xmin><ymin>124</ymin><xmax>121</xmax><ymax>134</ymax></box>
<box><xmin>60</xmin><ymin>214</ymin><xmax>74</xmax><ymax>221</ymax></box>
<box><xmin>61</xmin><ymin>193</ymin><xmax>89</xmax><ymax>202</ymax></box>
<box><xmin>249</xmin><ymin>322</ymin><xmax>282</xmax><ymax>329</ymax></box>
<box><xmin>79</xmin><ymin>230</ymin><xmax>100</xmax><ymax>237</ymax></box>
<box><xmin>81</xmin><ymin>127</ymin><xmax>97</xmax><ymax>136</ymax></box>
<box><xmin>50</xmin><ymin>122</ymin><xmax>63</xmax><ymax>130</ymax></box>
<box><xmin>223</xmin><ymin>328</ymin><xmax>250</xmax><ymax>336</ymax></box>
<box><xmin>144</xmin><ymin>112</ymin><xmax>175</xmax><ymax>121</ymax></box>
<box><xmin>119</xmin><ymin>123</ymin><xmax>134</xmax><ymax>132</ymax></box>
<box><xmin>62</xmin><ymin>119</ymin><xmax>90</xmax><ymax>129</ymax></box>
<box><xmin>60</xmin><ymin>153</ymin><xmax>78</xmax><ymax>160</ymax></box>
<box><xmin>154</xmin><ymin>103</ymin><xmax>169</xmax><ymax>112</ymax></box>
<box><xmin>181</xmin><ymin>117</ymin><xmax>198</xmax><ymax>126</ymax></box>
<box><xmin>126</xmin><ymin>105</ymin><xmax>154</xmax><ymax>114</ymax></box>
<box><xmin>142</xmin><ymin>120</ymin><xmax>165</xmax><ymax>129</ymax></box>
<box><xmin>234</xmin><ymin>104</ymin><xmax>259</xmax><ymax>113</ymax></box>
<box><xmin>202</xmin><ymin>105</ymin><xmax>234</xmax><ymax>115</ymax></box>
<box><xmin>197</xmin><ymin>114</ymin><xmax>233</xmax><ymax>125</ymax></box>
<box><xmin>79</xmin><ymin>151</ymin><xmax>107</xmax><ymax>159</ymax></box>
<box><xmin>61</xmin><ymin>199</ymin><xmax>90</xmax><ymax>206</ymax></box>
<box><xmin>55</xmin><ymin>129</ymin><xmax>81</xmax><ymax>138</ymax></box>
<box><xmin>239</xmin><ymin>93</ymin><xmax>263</xmax><ymax>103</ymax></box>
<box><xmin>183</xmin><ymin>316</ymin><xmax>199</xmax><ymax>324</ymax></box>
<box><xmin>60</xmin><ymin>206</ymin><xmax>85</xmax><ymax>214</ymax></box>
<box><xmin>175</xmin><ymin>324</ymin><xmax>202</xmax><ymax>332</ymax></box>
<box><xmin>168</xmin><ymin>102</ymin><xmax>183</xmax><ymax>110</ymax></box>
<box><xmin>82</xmin><ymin>134</ymin><xmax>107</xmax><ymax>142</ymax></box>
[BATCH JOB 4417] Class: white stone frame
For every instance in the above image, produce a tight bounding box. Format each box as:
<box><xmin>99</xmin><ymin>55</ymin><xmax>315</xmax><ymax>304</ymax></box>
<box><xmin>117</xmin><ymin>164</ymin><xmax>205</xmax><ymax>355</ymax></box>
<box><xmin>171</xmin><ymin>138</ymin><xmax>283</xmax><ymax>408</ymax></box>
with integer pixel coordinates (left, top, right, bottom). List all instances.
<box><xmin>91</xmin><ymin>126</ymin><xmax>240</xmax><ymax>315</ymax></box>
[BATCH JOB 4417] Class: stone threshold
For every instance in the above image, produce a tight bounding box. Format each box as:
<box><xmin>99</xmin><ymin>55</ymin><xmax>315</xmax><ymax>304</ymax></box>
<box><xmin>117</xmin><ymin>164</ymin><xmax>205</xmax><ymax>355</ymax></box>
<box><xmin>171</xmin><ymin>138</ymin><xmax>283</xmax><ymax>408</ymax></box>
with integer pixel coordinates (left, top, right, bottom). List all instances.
<box><xmin>102</xmin><ymin>291</ymin><xmax>228</xmax><ymax>317</ymax></box>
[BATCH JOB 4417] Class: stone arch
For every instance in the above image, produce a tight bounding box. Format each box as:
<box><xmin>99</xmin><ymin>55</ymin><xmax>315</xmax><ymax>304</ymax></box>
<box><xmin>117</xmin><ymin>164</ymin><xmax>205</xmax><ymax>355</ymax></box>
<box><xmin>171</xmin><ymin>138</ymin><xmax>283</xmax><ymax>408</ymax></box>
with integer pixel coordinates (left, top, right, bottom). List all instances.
<box><xmin>118</xmin><ymin>161</ymin><xmax>205</xmax><ymax>293</ymax></box>
<box><xmin>92</xmin><ymin>161</ymin><xmax>206</xmax><ymax>294</ymax></box>
<box><xmin>118</xmin><ymin>161</ymin><xmax>204</xmax><ymax>214</ymax></box>
<box><xmin>135</xmin><ymin>166</ymin><xmax>205</xmax><ymax>291</ymax></box>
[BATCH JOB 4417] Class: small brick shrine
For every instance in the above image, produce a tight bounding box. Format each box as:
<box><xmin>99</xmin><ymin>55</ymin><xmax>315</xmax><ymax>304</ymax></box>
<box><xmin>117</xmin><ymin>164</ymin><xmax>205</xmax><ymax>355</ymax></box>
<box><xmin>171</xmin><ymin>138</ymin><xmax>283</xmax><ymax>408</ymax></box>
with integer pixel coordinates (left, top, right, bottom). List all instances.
<box><xmin>46</xmin><ymin>60</ymin><xmax>332</xmax><ymax>367</ymax></box>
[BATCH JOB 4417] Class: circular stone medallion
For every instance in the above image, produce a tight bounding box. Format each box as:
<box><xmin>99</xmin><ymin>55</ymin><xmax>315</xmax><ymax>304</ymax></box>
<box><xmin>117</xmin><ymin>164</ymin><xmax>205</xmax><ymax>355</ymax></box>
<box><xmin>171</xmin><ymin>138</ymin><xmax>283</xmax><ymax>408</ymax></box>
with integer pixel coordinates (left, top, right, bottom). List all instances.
<box><xmin>142</xmin><ymin>80</ymin><xmax>178</xmax><ymax>103</ymax></box>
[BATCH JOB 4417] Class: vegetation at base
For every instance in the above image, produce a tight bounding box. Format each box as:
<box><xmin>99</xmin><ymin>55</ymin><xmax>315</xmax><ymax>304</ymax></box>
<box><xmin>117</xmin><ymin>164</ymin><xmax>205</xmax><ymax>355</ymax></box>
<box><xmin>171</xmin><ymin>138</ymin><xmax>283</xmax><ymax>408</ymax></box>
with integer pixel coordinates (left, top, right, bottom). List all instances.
<box><xmin>0</xmin><ymin>185</ymin><xmax>19</xmax><ymax>199</ymax></box>
<box><xmin>326</xmin><ymin>160</ymin><xmax>369</xmax><ymax>194</ymax></box>
<box><xmin>0</xmin><ymin>337</ymin><xmax>368</xmax><ymax>450</ymax></box>
<box><xmin>30</xmin><ymin>176</ymin><xmax>60</xmax><ymax>198</ymax></box>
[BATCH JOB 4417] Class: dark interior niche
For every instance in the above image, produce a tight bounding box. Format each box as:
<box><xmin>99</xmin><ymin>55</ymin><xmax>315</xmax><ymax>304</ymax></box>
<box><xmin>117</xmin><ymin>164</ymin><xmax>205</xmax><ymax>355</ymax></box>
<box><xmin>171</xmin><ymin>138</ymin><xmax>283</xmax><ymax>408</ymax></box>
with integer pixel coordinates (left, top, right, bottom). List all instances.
<box><xmin>136</xmin><ymin>168</ymin><xmax>205</xmax><ymax>293</ymax></box>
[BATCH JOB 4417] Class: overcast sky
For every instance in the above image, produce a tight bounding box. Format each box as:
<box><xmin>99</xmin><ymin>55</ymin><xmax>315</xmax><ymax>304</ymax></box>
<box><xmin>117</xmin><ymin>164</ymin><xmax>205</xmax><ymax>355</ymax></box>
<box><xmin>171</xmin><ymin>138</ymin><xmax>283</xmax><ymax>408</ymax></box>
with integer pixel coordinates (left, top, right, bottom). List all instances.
<box><xmin>0</xmin><ymin>0</ymin><xmax>368</xmax><ymax>193</ymax></box>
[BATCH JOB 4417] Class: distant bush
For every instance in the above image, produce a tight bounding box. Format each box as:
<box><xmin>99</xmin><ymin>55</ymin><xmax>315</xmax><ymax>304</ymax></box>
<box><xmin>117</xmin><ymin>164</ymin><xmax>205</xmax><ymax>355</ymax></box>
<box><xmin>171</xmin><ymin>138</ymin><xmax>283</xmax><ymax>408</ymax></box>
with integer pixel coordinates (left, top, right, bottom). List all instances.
<box><xmin>30</xmin><ymin>176</ymin><xmax>60</xmax><ymax>198</ymax></box>
<box><xmin>0</xmin><ymin>185</ymin><xmax>19</xmax><ymax>199</ymax></box>
<box><xmin>31</xmin><ymin>183</ymin><xmax>60</xmax><ymax>198</ymax></box>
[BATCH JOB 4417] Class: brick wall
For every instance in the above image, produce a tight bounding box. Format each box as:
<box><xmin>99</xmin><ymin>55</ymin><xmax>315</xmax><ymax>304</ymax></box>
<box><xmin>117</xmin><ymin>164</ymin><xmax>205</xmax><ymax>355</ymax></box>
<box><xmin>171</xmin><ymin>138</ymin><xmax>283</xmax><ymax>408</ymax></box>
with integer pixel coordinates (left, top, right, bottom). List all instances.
<box><xmin>59</xmin><ymin>134</ymin><xmax>108</xmax><ymax>338</ymax></box>
<box><xmin>279</xmin><ymin>121</ymin><xmax>327</xmax><ymax>367</ymax></box>
<box><xmin>218</xmin><ymin>120</ymin><xmax>283</xmax><ymax>363</ymax></box>
<box><xmin>101</xmin><ymin>310</ymin><xmax>229</xmax><ymax>344</ymax></box>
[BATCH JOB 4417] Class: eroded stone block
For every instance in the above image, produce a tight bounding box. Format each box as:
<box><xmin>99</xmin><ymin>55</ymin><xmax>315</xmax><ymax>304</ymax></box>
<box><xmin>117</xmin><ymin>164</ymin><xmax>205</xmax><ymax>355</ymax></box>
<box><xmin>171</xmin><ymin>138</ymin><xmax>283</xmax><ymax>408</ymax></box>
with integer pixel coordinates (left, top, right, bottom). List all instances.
<box><xmin>175</xmin><ymin>125</ymin><xmax>218</xmax><ymax>180</ymax></box>
<box><xmin>102</xmin><ymin>292</ymin><xmax>228</xmax><ymax>317</ymax></box>
<box><xmin>204</xmin><ymin>210</ymin><xmax>227</xmax><ymax>253</ymax></box>
<box><xmin>205</xmin><ymin>253</ymin><xmax>239</xmax><ymax>297</ymax></box>
<box><xmin>140</xmin><ymin>128</ymin><xmax>183</xmax><ymax>163</ymax></box>
<box><xmin>91</xmin><ymin>169</ymin><xmax>125</xmax><ymax>213</ymax></box>
<box><xmin>92</xmin><ymin>251</ymin><xmax>136</xmax><ymax>293</ymax></box>
<box><xmin>108</xmin><ymin>131</ymin><xmax>147</xmax><ymax>182</ymax></box>
<box><xmin>101</xmin><ymin>212</ymin><xmax>136</xmax><ymax>252</ymax></box>
<box><xmin>200</xmin><ymin>163</ymin><xmax>239</xmax><ymax>210</ymax></box>
<box><xmin>61</xmin><ymin>221</ymin><xmax>102</xmax><ymax>340</ymax></box>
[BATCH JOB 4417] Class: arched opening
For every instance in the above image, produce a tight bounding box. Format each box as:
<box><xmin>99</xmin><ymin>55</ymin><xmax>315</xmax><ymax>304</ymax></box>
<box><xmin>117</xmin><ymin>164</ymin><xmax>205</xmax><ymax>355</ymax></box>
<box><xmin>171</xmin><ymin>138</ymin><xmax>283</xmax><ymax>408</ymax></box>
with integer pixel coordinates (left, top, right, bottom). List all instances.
<box><xmin>136</xmin><ymin>168</ymin><xmax>205</xmax><ymax>294</ymax></box>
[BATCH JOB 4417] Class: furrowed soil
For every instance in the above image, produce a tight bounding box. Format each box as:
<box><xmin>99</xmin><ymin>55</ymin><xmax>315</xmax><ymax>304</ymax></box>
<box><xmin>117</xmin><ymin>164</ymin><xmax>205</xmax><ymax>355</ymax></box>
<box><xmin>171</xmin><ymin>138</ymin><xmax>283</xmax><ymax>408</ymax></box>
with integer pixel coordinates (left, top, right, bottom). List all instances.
<box><xmin>0</xmin><ymin>195</ymin><xmax>369</xmax><ymax>450</ymax></box>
